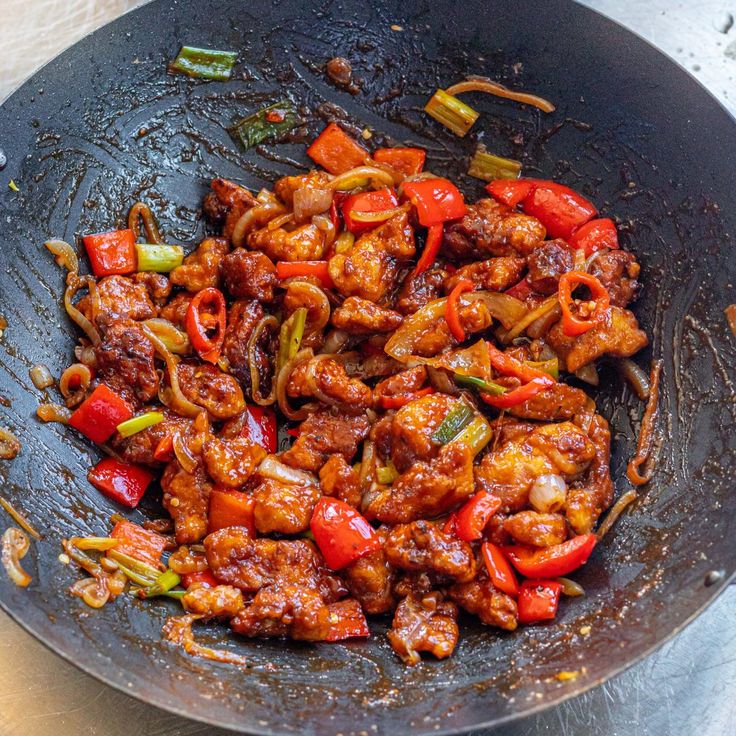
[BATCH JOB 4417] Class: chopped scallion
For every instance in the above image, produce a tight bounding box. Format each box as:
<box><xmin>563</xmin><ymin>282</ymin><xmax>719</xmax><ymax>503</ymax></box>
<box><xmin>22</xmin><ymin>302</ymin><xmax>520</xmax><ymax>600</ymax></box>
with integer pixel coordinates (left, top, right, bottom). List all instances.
<box><xmin>169</xmin><ymin>46</ymin><xmax>238</xmax><ymax>81</ymax></box>
<box><xmin>8</xmin><ymin>180</ymin><xmax>18</xmax><ymax>192</ymax></box>
<box><xmin>454</xmin><ymin>373</ymin><xmax>507</xmax><ymax>396</ymax></box>
<box><xmin>107</xmin><ymin>549</ymin><xmax>160</xmax><ymax>586</ymax></box>
<box><xmin>140</xmin><ymin>569</ymin><xmax>182</xmax><ymax>598</ymax></box>
<box><xmin>452</xmin><ymin>415</ymin><xmax>492</xmax><ymax>456</ymax></box>
<box><xmin>526</xmin><ymin>358</ymin><xmax>559</xmax><ymax>380</ymax></box>
<box><xmin>432</xmin><ymin>402</ymin><xmax>475</xmax><ymax>445</ymax></box>
<box><xmin>376</xmin><ymin>460</ymin><xmax>399</xmax><ymax>485</ymax></box>
<box><xmin>228</xmin><ymin>100</ymin><xmax>298</xmax><ymax>151</ymax></box>
<box><xmin>424</xmin><ymin>89</ymin><xmax>479</xmax><ymax>137</ymax></box>
<box><xmin>277</xmin><ymin>307</ymin><xmax>308</xmax><ymax>372</ymax></box>
<box><xmin>116</xmin><ymin>411</ymin><xmax>165</xmax><ymax>438</ymax></box>
<box><xmin>468</xmin><ymin>146</ymin><xmax>522</xmax><ymax>181</ymax></box>
<box><xmin>135</xmin><ymin>243</ymin><xmax>184</xmax><ymax>272</ymax></box>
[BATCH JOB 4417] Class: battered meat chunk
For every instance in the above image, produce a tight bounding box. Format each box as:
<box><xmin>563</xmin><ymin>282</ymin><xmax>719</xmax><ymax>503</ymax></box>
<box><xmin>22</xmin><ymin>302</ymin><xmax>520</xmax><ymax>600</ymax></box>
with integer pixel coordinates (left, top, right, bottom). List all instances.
<box><xmin>503</xmin><ymin>510</ymin><xmax>568</xmax><ymax>547</ymax></box>
<box><xmin>443</xmin><ymin>199</ymin><xmax>545</xmax><ymax>260</ymax></box>
<box><xmin>95</xmin><ymin>319</ymin><xmax>159</xmax><ymax>404</ymax></box>
<box><xmin>221</xmin><ymin>299</ymin><xmax>267</xmax><ymax>395</ymax></box>
<box><xmin>176</xmin><ymin>362</ymin><xmax>245</xmax><ymax>420</ymax></box>
<box><xmin>411</xmin><ymin>300</ymin><xmax>492</xmax><ymax>357</ymax></box>
<box><xmin>80</xmin><ymin>275</ymin><xmax>156</xmax><ymax>324</ymax></box>
<box><xmin>388</xmin><ymin>592</ymin><xmax>459</xmax><ymax>665</ymax></box>
<box><xmin>526</xmin><ymin>239</ymin><xmax>574</xmax><ymax>294</ymax></box>
<box><xmin>588</xmin><ymin>250</ymin><xmax>641</xmax><ymax>308</ymax></box>
<box><xmin>546</xmin><ymin>306</ymin><xmax>648</xmax><ymax>372</ymax></box>
<box><xmin>231</xmin><ymin>584</ymin><xmax>331</xmax><ymax>641</ymax></box>
<box><xmin>395</xmin><ymin>267</ymin><xmax>448</xmax><ymax>315</ymax></box>
<box><xmin>287</xmin><ymin>358</ymin><xmax>373</xmax><ymax>412</ymax></box>
<box><xmin>162</xmin><ymin>461</ymin><xmax>213</xmax><ymax>544</ymax></box>
<box><xmin>319</xmin><ymin>455</ymin><xmax>361</xmax><ymax>508</ymax></box>
<box><xmin>273</xmin><ymin>170</ymin><xmax>333</xmax><ymax>207</ymax></box>
<box><xmin>566</xmin><ymin>412</ymin><xmax>615</xmax><ymax>533</ymax></box>
<box><xmin>384</xmin><ymin>521</ymin><xmax>477</xmax><ymax>582</ymax></box>
<box><xmin>390</xmin><ymin>393</ymin><xmax>457</xmax><ymax>473</ymax></box>
<box><xmin>252</xmin><ymin>479</ymin><xmax>321</xmax><ymax>535</ymax></box>
<box><xmin>113</xmin><ymin>411</ymin><xmax>192</xmax><ymax>466</ymax></box>
<box><xmin>331</xmin><ymin>297</ymin><xmax>403</xmax><ymax>334</ymax></box>
<box><xmin>449</xmin><ymin>570</ymin><xmax>518</xmax><ymax>631</ymax></box>
<box><xmin>506</xmin><ymin>382</ymin><xmax>595</xmax><ymax>422</ymax></box>
<box><xmin>444</xmin><ymin>256</ymin><xmax>526</xmax><ymax>294</ymax></box>
<box><xmin>170</xmin><ymin>237</ymin><xmax>229</xmax><ymax>292</ymax></box>
<box><xmin>364</xmin><ymin>442</ymin><xmax>475</xmax><ymax>523</ymax></box>
<box><xmin>158</xmin><ymin>292</ymin><xmax>192</xmax><ymax>329</ymax></box>
<box><xmin>182</xmin><ymin>583</ymin><xmax>245</xmax><ymax>619</ymax></box>
<box><xmin>248</xmin><ymin>222</ymin><xmax>327</xmax><ymax>262</ymax></box>
<box><xmin>280</xmin><ymin>409</ymin><xmax>370</xmax><ymax>473</ymax></box>
<box><xmin>220</xmin><ymin>249</ymin><xmax>277</xmax><ymax>302</ymax></box>
<box><xmin>207</xmin><ymin>178</ymin><xmax>258</xmax><ymax>243</ymax></box>
<box><xmin>342</xmin><ymin>527</ymin><xmax>396</xmax><ymax>614</ymax></box>
<box><xmin>131</xmin><ymin>272</ymin><xmax>172</xmax><ymax>308</ymax></box>
<box><xmin>373</xmin><ymin>366</ymin><xmax>427</xmax><ymax>407</ymax></box>
<box><xmin>329</xmin><ymin>211</ymin><xmax>416</xmax><ymax>302</ymax></box>
<box><xmin>475</xmin><ymin>421</ymin><xmax>596</xmax><ymax>512</ymax></box>
<box><xmin>202</xmin><ymin>436</ymin><xmax>266</xmax><ymax>488</ymax></box>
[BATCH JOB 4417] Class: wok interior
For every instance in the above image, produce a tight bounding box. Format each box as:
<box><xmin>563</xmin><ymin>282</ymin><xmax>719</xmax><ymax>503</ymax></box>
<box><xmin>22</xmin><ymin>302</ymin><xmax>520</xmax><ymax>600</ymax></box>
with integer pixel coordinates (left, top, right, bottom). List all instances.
<box><xmin>0</xmin><ymin>0</ymin><xmax>735</xmax><ymax>733</ymax></box>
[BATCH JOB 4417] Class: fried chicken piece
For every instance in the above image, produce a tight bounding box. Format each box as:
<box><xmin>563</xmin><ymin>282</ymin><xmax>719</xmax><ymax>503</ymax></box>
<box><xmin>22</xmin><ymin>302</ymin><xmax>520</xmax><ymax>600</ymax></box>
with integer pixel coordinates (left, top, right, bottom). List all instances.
<box><xmin>444</xmin><ymin>256</ymin><xmax>526</xmax><ymax>294</ymax></box>
<box><xmin>252</xmin><ymin>479</ymin><xmax>321</xmax><ymax>535</ymax></box>
<box><xmin>202</xmin><ymin>435</ymin><xmax>266</xmax><ymax>488</ymax></box>
<box><xmin>331</xmin><ymin>297</ymin><xmax>403</xmax><ymax>334</ymax></box>
<box><xmin>503</xmin><ymin>510</ymin><xmax>568</xmax><ymax>547</ymax></box>
<box><xmin>170</xmin><ymin>237</ymin><xmax>229</xmax><ymax>292</ymax></box>
<box><xmin>176</xmin><ymin>362</ymin><xmax>245</xmax><ymax>420</ymax></box>
<box><xmin>162</xmin><ymin>461</ymin><xmax>213</xmax><ymax>544</ymax></box>
<box><xmin>220</xmin><ymin>249</ymin><xmax>277</xmax><ymax>302</ymax></box>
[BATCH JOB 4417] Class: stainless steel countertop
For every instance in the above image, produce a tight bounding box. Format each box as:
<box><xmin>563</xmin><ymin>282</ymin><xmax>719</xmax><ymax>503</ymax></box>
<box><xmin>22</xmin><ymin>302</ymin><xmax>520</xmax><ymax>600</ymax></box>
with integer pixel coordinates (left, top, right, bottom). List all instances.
<box><xmin>1</xmin><ymin>1</ymin><xmax>735</xmax><ymax>734</ymax></box>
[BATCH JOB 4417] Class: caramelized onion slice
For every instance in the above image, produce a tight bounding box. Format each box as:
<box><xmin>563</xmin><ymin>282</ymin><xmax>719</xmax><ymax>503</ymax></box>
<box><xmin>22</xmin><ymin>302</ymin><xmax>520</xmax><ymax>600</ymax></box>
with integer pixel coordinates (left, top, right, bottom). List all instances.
<box><xmin>257</xmin><ymin>455</ymin><xmax>318</xmax><ymax>487</ymax></box>
<box><xmin>1</xmin><ymin>527</ymin><xmax>31</xmax><ymax>587</ymax></box>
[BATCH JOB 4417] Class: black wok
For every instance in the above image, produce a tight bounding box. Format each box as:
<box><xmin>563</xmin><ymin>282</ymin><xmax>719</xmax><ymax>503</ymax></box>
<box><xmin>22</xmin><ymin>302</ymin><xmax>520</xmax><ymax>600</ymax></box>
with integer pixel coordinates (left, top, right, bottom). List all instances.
<box><xmin>0</xmin><ymin>0</ymin><xmax>735</xmax><ymax>733</ymax></box>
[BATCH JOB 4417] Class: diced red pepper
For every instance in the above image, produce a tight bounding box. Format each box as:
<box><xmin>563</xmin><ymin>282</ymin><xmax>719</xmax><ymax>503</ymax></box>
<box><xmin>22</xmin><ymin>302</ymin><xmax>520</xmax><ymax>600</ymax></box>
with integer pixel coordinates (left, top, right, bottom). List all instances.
<box><xmin>153</xmin><ymin>434</ymin><xmax>174</xmax><ymax>463</ymax></box>
<box><xmin>186</xmin><ymin>287</ymin><xmax>226</xmax><ymax>364</ymax></box>
<box><xmin>480</xmin><ymin>343</ymin><xmax>555</xmax><ymax>409</ymax></box>
<box><xmin>68</xmin><ymin>384</ymin><xmax>133</xmax><ymax>444</ymax></box>
<box><xmin>522</xmin><ymin>181</ymin><xmax>597</xmax><ymax>240</ymax></box>
<box><xmin>504</xmin><ymin>534</ymin><xmax>597</xmax><ymax>578</ymax></box>
<box><xmin>485</xmin><ymin>179</ymin><xmax>533</xmax><ymax>208</ymax></box>
<box><xmin>276</xmin><ymin>260</ymin><xmax>333</xmax><ymax>289</ymax></box>
<box><xmin>181</xmin><ymin>570</ymin><xmax>219</xmax><ymax>588</ymax></box>
<box><xmin>239</xmin><ymin>405</ymin><xmax>277</xmax><ymax>454</ymax></box>
<box><xmin>413</xmin><ymin>223</ymin><xmax>444</xmax><ymax>276</ymax></box>
<box><xmin>443</xmin><ymin>513</ymin><xmax>458</xmax><ymax>536</ymax></box>
<box><xmin>445</xmin><ymin>278</ymin><xmax>474</xmax><ymax>342</ymax></box>
<box><xmin>310</xmin><ymin>497</ymin><xmax>381</xmax><ymax>570</ymax></box>
<box><xmin>505</xmin><ymin>277</ymin><xmax>535</xmax><ymax>301</ymax></box>
<box><xmin>558</xmin><ymin>270</ymin><xmax>611</xmax><ymax>337</ymax></box>
<box><xmin>480</xmin><ymin>376</ymin><xmax>553</xmax><ymax>409</ymax></box>
<box><xmin>401</xmin><ymin>178</ymin><xmax>466</xmax><ymax>227</ymax></box>
<box><xmin>341</xmin><ymin>187</ymin><xmax>399</xmax><ymax>234</ymax></box>
<box><xmin>517</xmin><ymin>580</ymin><xmax>563</xmax><ymax>624</ymax></box>
<box><xmin>455</xmin><ymin>491</ymin><xmax>502</xmax><ymax>541</ymax></box>
<box><xmin>373</xmin><ymin>147</ymin><xmax>426</xmax><ymax>177</ymax></box>
<box><xmin>109</xmin><ymin>520</ymin><xmax>166</xmax><ymax>567</ymax></box>
<box><xmin>306</xmin><ymin>123</ymin><xmax>369</xmax><ymax>175</ymax></box>
<box><xmin>378</xmin><ymin>386</ymin><xmax>434</xmax><ymax>409</ymax></box>
<box><xmin>208</xmin><ymin>489</ymin><xmax>256</xmax><ymax>536</ymax></box>
<box><xmin>325</xmin><ymin>598</ymin><xmax>370</xmax><ymax>641</ymax></box>
<box><xmin>569</xmin><ymin>217</ymin><xmax>619</xmax><ymax>256</ymax></box>
<box><xmin>83</xmin><ymin>229</ymin><xmax>136</xmax><ymax>277</ymax></box>
<box><xmin>481</xmin><ymin>542</ymin><xmax>519</xmax><ymax>597</ymax></box>
<box><xmin>88</xmin><ymin>458</ymin><xmax>154</xmax><ymax>508</ymax></box>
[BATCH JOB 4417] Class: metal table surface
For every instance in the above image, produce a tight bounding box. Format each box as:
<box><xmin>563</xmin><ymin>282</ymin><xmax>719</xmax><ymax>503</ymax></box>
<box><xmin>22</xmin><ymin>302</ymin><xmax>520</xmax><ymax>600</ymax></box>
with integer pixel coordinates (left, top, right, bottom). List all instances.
<box><xmin>1</xmin><ymin>1</ymin><xmax>735</xmax><ymax>735</ymax></box>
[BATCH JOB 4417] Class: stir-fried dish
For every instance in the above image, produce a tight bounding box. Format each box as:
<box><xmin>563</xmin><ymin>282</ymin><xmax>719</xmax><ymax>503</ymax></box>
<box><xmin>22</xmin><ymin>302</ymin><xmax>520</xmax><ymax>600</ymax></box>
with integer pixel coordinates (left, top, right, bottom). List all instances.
<box><xmin>25</xmin><ymin>114</ymin><xmax>654</xmax><ymax>666</ymax></box>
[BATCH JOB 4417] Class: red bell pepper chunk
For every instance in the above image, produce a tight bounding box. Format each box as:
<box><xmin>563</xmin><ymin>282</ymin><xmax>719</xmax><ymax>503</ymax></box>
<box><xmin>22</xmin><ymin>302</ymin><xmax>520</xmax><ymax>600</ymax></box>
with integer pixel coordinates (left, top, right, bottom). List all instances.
<box><xmin>504</xmin><ymin>533</ymin><xmax>597</xmax><ymax>578</ymax></box>
<box><xmin>153</xmin><ymin>434</ymin><xmax>175</xmax><ymax>463</ymax></box>
<box><xmin>378</xmin><ymin>386</ymin><xmax>434</xmax><ymax>410</ymax></box>
<box><xmin>558</xmin><ymin>270</ymin><xmax>611</xmax><ymax>337</ymax></box>
<box><xmin>341</xmin><ymin>187</ymin><xmax>399</xmax><ymax>234</ymax></box>
<box><xmin>522</xmin><ymin>181</ymin><xmax>597</xmax><ymax>240</ymax></box>
<box><xmin>310</xmin><ymin>497</ymin><xmax>381</xmax><ymax>570</ymax></box>
<box><xmin>276</xmin><ymin>260</ymin><xmax>333</xmax><ymax>289</ymax></box>
<box><xmin>181</xmin><ymin>570</ymin><xmax>219</xmax><ymax>588</ymax></box>
<box><xmin>455</xmin><ymin>491</ymin><xmax>502</xmax><ymax>541</ymax></box>
<box><xmin>68</xmin><ymin>384</ymin><xmax>133</xmax><ymax>444</ymax></box>
<box><xmin>481</xmin><ymin>542</ymin><xmax>519</xmax><ymax>597</ymax></box>
<box><xmin>239</xmin><ymin>405</ymin><xmax>277</xmax><ymax>454</ymax></box>
<box><xmin>413</xmin><ymin>223</ymin><xmax>444</xmax><ymax>276</ymax></box>
<box><xmin>569</xmin><ymin>217</ymin><xmax>619</xmax><ymax>256</ymax></box>
<box><xmin>88</xmin><ymin>458</ymin><xmax>154</xmax><ymax>509</ymax></box>
<box><xmin>83</xmin><ymin>229</ymin><xmax>137</xmax><ymax>277</ymax></box>
<box><xmin>402</xmin><ymin>178</ymin><xmax>466</xmax><ymax>227</ymax></box>
<box><xmin>109</xmin><ymin>520</ymin><xmax>166</xmax><ymax>567</ymax></box>
<box><xmin>325</xmin><ymin>598</ymin><xmax>370</xmax><ymax>641</ymax></box>
<box><xmin>445</xmin><ymin>278</ymin><xmax>474</xmax><ymax>342</ymax></box>
<box><xmin>208</xmin><ymin>489</ymin><xmax>256</xmax><ymax>536</ymax></box>
<box><xmin>306</xmin><ymin>123</ymin><xmax>369</xmax><ymax>175</ymax></box>
<box><xmin>186</xmin><ymin>287</ymin><xmax>227</xmax><ymax>364</ymax></box>
<box><xmin>485</xmin><ymin>179</ymin><xmax>533</xmax><ymax>208</ymax></box>
<box><xmin>517</xmin><ymin>580</ymin><xmax>563</xmax><ymax>624</ymax></box>
<box><xmin>373</xmin><ymin>147</ymin><xmax>426</xmax><ymax>177</ymax></box>
<box><xmin>443</xmin><ymin>513</ymin><xmax>458</xmax><ymax>536</ymax></box>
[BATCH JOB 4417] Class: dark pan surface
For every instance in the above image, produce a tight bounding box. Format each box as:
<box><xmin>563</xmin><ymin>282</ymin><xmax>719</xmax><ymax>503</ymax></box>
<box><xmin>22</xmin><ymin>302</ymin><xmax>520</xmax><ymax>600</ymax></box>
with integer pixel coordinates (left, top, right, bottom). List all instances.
<box><xmin>0</xmin><ymin>0</ymin><xmax>735</xmax><ymax>733</ymax></box>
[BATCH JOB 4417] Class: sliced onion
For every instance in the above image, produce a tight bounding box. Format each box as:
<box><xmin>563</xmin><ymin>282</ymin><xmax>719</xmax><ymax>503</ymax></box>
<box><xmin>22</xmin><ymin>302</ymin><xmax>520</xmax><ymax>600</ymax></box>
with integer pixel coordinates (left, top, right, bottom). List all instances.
<box><xmin>312</xmin><ymin>212</ymin><xmax>337</xmax><ymax>248</ymax></box>
<box><xmin>445</xmin><ymin>77</ymin><xmax>556</xmax><ymax>113</ymax></box>
<box><xmin>144</xmin><ymin>318</ymin><xmax>191</xmax><ymax>355</ymax></box>
<box><xmin>173</xmin><ymin>432</ymin><xmax>199</xmax><ymax>474</ymax></box>
<box><xmin>128</xmin><ymin>201</ymin><xmax>164</xmax><ymax>244</ymax></box>
<box><xmin>256</xmin><ymin>188</ymin><xmax>278</xmax><ymax>204</ymax></box>
<box><xmin>231</xmin><ymin>202</ymin><xmax>288</xmax><ymax>248</ymax></box>
<box><xmin>349</xmin><ymin>204</ymin><xmax>409</xmax><ymax>225</ymax></box>
<box><xmin>526</xmin><ymin>303</ymin><xmax>562</xmax><ymax>339</ymax></box>
<box><xmin>68</xmin><ymin>536</ymin><xmax>119</xmax><ymax>551</ymax></box>
<box><xmin>616</xmin><ymin>358</ymin><xmax>650</xmax><ymax>400</ymax></box>
<box><xmin>384</xmin><ymin>298</ymin><xmax>447</xmax><ymax>362</ymax></box>
<box><xmin>302</xmin><ymin>354</ymin><xmax>347</xmax><ymax>408</ymax></box>
<box><xmin>556</xmin><ymin>577</ymin><xmax>585</xmax><ymax>597</ymax></box>
<box><xmin>285</xmin><ymin>281</ymin><xmax>331</xmax><ymax>335</ymax></box>
<box><xmin>0</xmin><ymin>496</ymin><xmax>40</xmax><ymax>539</ymax></box>
<box><xmin>276</xmin><ymin>347</ymin><xmax>315</xmax><ymax>421</ymax></box>
<box><xmin>74</xmin><ymin>344</ymin><xmax>97</xmax><ymax>367</ymax></box>
<box><xmin>70</xmin><ymin>576</ymin><xmax>110</xmax><ymax>608</ymax></box>
<box><xmin>266</xmin><ymin>212</ymin><xmax>295</xmax><ymax>231</ymax></box>
<box><xmin>293</xmin><ymin>187</ymin><xmax>333</xmax><ymax>222</ymax></box>
<box><xmin>322</xmin><ymin>328</ymin><xmax>350</xmax><ymax>354</ymax></box>
<box><xmin>426</xmin><ymin>339</ymin><xmax>491</xmax><ymax>380</ymax></box>
<box><xmin>584</xmin><ymin>247</ymin><xmax>610</xmax><ymax>272</ymax></box>
<box><xmin>327</xmin><ymin>166</ymin><xmax>397</xmax><ymax>191</ymax></box>
<box><xmin>358</xmin><ymin>440</ymin><xmax>376</xmax><ymax>495</ymax></box>
<box><xmin>1</xmin><ymin>527</ymin><xmax>31</xmax><ymax>587</ymax></box>
<box><xmin>257</xmin><ymin>455</ymin><xmax>318</xmax><ymax>486</ymax></box>
<box><xmin>64</xmin><ymin>275</ymin><xmax>100</xmax><ymax>346</ymax></box>
<box><xmin>574</xmin><ymin>364</ymin><xmax>599</xmax><ymax>386</ymax></box>
<box><xmin>163</xmin><ymin>614</ymin><xmax>249</xmax><ymax>666</ymax></box>
<box><xmin>597</xmin><ymin>489</ymin><xmax>638</xmax><ymax>539</ymax></box>
<box><xmin>427</xmin><ymin>366</ymin><xmax>461</xmax><ymax>395</ymax></box>
<box><xmin>529</xmin><ymin>474</ymin><xmax>567</xmax><ymax>513</ymax></box>
<box><xmin>29</xmin><ymin>364</ymin><xmax>54</xmax><ymax>390</ymax></box>
<box><xmin>45</xmin><ymin>239</ymin><xmax>79</xmax><ymax>273</ymax></box>
<box><xmin>501</xmin><ymin>295</ymin><xmax>558</xmax><ymax>344</ymax></box>
<box><xmin>36</xmin><ymin>403</ymin><xmax>71</xmax><ymax>424</ymax></box>
<box><xmin>59</xmin><ymin>363</ymin><xmax>92</xmax><ymax>407</ymax></box>
<box><xmin>247</xmin><ymin>315</ymin><xmax>279</xmax><ymax>406</ymax></box>
<box><xmin>0</xmin><ymin>427</ymin><xmax>21</xmax><ymax>460</ymax></box>
<box><xmin>62</xmin><ymin>538</ymin><xmax>104</xmax><ymax>577</ymax></box>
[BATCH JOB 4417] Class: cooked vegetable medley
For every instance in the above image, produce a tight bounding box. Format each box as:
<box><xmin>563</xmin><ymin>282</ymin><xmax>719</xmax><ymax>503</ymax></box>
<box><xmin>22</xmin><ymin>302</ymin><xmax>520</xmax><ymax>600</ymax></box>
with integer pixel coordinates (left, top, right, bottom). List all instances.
<box><xmin>43</xmin><ymin>120</ymin><xmax>649</xmax><ymax>666</ymax></box>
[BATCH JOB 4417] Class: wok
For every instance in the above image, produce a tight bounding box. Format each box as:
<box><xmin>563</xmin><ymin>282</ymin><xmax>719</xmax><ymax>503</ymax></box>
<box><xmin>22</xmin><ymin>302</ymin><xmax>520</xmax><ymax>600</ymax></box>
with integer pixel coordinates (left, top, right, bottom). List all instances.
<box><xmin>0</xmin><ymin>0</ymin><xmax>735</xmax><ymax>733</ymax></box>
